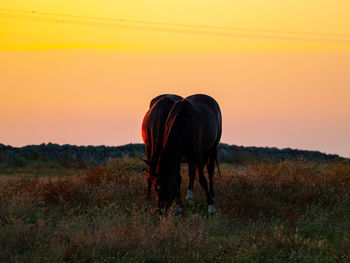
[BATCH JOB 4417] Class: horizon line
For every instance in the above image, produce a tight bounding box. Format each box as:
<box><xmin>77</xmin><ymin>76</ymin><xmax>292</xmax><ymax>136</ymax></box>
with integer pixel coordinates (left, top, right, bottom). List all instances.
<box><xmin>0</xmin><ymin>142</ymin><xmax>345</xmax><ymax>158</ymax></box>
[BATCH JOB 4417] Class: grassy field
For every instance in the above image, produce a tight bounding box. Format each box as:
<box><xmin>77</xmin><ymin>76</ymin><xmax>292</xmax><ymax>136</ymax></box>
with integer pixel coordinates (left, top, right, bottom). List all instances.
<box><xmin>0</xmin><ymin>158</ymin><xmax>349</xmax><ymax>262</ymax></box>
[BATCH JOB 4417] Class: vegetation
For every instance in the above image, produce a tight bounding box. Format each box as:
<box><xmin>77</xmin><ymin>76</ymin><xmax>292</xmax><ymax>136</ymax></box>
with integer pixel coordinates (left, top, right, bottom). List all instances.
<box><xmin>0</xmin><ymin>158</ymin><xmax>349</xmax><ymax>262</ymax></box>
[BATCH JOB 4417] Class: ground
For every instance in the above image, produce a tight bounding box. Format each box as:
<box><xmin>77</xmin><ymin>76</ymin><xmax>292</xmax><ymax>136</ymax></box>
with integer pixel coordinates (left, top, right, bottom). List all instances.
<box><xmin>0</xmin><ymin>158</ymin><xmax>349</xmax><ymax>262</ymax></box>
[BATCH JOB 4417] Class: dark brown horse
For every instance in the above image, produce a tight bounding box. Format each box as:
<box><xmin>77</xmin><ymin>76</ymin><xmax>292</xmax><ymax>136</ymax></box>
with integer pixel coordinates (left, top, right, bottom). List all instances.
<box><xmin>154</xmin><ymin>94</ymin><xmax>222</xmax><ymax>214</ymax></box>
<box><xmin>141</xmin><ymin>94</ymin><xmax>183</xmax><ymax>199</ymax></box>
<box><xmin>148</xmin><ymin>94</ymin><xmax>183</xmax><ymax>109</ymax></box>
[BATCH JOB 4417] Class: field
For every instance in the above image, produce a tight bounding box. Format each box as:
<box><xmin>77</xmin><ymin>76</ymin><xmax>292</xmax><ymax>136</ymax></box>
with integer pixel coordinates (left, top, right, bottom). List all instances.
<box><xmin>0</xmin><ymin>159</ymin><xmax>349</xmax><ymax>263</ymax></box>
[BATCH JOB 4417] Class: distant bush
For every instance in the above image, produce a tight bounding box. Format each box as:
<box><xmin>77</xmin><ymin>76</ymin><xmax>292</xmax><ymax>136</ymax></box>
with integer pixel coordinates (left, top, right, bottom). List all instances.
<box><xmin>13</xmin><ymin>155</ymin><xmax>28</xmax><ymax>167</ymax></box>
<box><xmin>106</xmin><ymin>157</ymin><xmax>148</xmax><ymax>173</ymax></box>
<box><xmin>220</xmin><ymin>149</ymin><xmax>254</xmax><ymax>164</ymax></box>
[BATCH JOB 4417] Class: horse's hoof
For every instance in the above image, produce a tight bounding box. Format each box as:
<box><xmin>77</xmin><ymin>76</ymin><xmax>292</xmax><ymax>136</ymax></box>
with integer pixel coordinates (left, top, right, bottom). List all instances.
<box><xmin>174</xmin><ymin>206</ymin><xmax>182</xmax><ymax>215</ymax></box>
<box><xmin>208</xmin><ymin>205</ymin><xmax>217</xmax><ymax>214</ymax></box>
<box><xmin>186</xmin><ymin>190</ymin><xmax>193</xmax><ymax>201</ymax></box>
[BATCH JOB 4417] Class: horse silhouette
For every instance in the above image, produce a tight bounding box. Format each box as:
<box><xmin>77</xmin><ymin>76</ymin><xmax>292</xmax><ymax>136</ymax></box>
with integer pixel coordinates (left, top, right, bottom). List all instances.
<box><xmin>141</xmin><ymin>94</ymin><xmax>183</xmax><ymax>199</ymax></box>
<box><xmin>154</xmin><ymin>94</ymin><xmax>222</xmax><ymax>214</ymax></box>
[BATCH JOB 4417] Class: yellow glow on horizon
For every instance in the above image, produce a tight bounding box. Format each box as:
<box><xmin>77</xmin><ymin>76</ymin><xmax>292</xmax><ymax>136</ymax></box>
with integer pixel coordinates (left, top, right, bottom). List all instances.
<box><xmin>1</xmin><ymin>0</ymin><xmax>350</xmax><ymax>50</ymax></box>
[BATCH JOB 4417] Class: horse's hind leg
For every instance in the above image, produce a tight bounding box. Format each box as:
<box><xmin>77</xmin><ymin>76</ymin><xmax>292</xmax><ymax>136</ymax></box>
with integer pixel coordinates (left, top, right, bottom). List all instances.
<box><xmin>207</xmin><ymin>155</ymin><xmax>215</xmax><ymax>198</ymax></box>
<box><xmin>197</xmin><ymin>163</ymin><xmax>216</xmax><ymax>214</ymax></box>
<box><xmin>208</xmin><ymin>146</ymin><xmax>219</xmax><ymax>198</ymax></box>
<box><xmin>207</xmin><ymin>142</ymin><xmax>219</xmax><ymax>198</ymax></box>
<box><xmin>186</xmin><ymin>162</ymin><xmax>196</xmax><ymax>201</ymax></box>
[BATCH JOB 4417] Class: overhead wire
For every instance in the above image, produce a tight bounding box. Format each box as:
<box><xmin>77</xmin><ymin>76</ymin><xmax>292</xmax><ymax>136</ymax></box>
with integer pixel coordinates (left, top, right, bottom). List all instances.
<box><xmin>1</xmin><ymin>8</ymin><xmax>350</xmax><ymax>44</ymax></box>
<box><xmin>1</xmin><ymin>7</ymin><xmax>350</xmax><ymax>39</ymax></box>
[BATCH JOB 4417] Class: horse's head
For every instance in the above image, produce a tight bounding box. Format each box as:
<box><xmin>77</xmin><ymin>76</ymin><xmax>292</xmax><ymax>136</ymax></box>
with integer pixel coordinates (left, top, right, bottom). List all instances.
<box><xmin>154</xmin><ymin>158</ymin><xmax>180</xmax><ymax>212</ymax></box>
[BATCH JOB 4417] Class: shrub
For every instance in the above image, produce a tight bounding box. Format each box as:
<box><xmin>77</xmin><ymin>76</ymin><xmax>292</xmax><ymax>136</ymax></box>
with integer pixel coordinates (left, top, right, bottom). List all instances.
<box><xmin>13</xmin><ymin>155</ymin><xmax>28</xmax><ymax>167</ymax></box>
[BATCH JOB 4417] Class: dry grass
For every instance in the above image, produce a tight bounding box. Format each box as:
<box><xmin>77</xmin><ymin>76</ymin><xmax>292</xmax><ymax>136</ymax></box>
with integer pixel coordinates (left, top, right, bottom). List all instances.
<box><xmin>0</xmin><ymin>159</ymin><xmax>349</xmax><ymax>262</ymax></box>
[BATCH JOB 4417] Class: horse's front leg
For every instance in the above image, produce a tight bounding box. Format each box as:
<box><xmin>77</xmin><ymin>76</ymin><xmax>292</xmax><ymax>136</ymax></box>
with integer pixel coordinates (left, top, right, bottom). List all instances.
<box><xmin>173</xmin><ymin>171</ymin><xmax>183</xmax><ymax>214</ymax></box>
<box><xmin>186</xmin><ymin>162</ymin><xmax>196</xmax><ymax>201</ymax></box>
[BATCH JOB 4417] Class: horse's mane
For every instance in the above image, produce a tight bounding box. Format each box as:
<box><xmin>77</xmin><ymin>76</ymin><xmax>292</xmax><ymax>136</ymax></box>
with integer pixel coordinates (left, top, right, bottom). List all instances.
<box><xmin>149</xmin><ymin>97</ymin><xmax>176</xmax><ymax>162</ymax></box>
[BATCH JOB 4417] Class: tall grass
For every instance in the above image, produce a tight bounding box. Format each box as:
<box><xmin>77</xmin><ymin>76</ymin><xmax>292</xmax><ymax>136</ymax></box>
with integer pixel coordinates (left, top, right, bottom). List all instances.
<box><xmin>0</xmin><ymin>159</ymin><xmax>349</xmax><ymax>262</ymax></box>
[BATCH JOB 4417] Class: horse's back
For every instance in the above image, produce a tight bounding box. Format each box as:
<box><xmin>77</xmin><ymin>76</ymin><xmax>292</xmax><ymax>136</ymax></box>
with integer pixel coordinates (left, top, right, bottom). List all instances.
<box><xmin>163</xmin><ymin>94</ymin><xmax>222</xmax><ymax>155</ymax></box>
<box><xmin>185</xmin><ymin>94</ymin><xmax>222</xmax><ymax>147</ymax></box>
<box><xmin>185</xmin><ymin>94</ymin><xmax>221</xmax><ymax>123</ymax></box>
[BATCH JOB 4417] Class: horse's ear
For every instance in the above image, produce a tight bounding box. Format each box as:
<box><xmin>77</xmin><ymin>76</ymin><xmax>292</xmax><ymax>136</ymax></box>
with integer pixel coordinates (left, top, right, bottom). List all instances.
<box><xmin>142</xmin><ymin>159</ymin><xmax>152</xmax><ymax>166</ymax></box>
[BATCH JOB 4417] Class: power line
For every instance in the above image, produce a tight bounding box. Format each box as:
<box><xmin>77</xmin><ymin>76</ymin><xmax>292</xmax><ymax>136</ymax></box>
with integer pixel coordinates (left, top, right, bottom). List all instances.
<box><xmin>1</xmin><ymin>7</ymin><xmax>350</xmax><ymax>39</ymax></box>
<box><xmin>1</xmin><ymin>10</ymin><xmax>350</xmax><ymax>44</ymax></box>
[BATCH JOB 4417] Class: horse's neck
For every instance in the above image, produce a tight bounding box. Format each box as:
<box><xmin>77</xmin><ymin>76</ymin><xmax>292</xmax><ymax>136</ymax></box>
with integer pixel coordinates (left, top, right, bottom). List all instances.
<box><xmin>150</xmin><ymin>117</ymin><xmax>166</xmax><ymax>161</ymax></box>
<box><xmin>162</xmin><ymin>141</ymin><xmax>181</xmax><ymax>162</ymax></box>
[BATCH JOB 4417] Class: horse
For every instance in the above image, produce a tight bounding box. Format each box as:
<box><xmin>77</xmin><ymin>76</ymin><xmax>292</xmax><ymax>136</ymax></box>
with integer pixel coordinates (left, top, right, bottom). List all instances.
<box><xmin>148</xmin><ymin>94</ymin><xmax>183</xmax><ymax>109</ymax></box>
<box><xmin>141</xmin><ymin>94</ymin><xmax>183</xmax><ymax>199</ymax></box>
<box><xmin>154</xmin><ymin>94</ymin><xmax>222</xmax><ymax>214</ymax></box>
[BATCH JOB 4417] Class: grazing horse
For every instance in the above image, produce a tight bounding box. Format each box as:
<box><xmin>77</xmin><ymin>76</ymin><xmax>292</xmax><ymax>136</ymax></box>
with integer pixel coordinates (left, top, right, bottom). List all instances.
<box><xmin>148</xmin><ymin>94</ymin><xmax>182</xmax><ymax>109</ymax></box>
<box><xmin>154</xmin><ymin>94</ymin><xmax>222</xmax><ymax>214</ymax></box>
<box><xmin>142</xmin><ymin>94</ymin><xmax>183</xmax><ymax>199</ymax></box>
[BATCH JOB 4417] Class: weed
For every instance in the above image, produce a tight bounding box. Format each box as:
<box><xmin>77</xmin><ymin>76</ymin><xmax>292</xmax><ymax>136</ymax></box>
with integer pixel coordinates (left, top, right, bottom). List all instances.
<box><xmin>0</xmin><ymin>160</ymin><xmax>349</xmax><ymax>262</ymax></box>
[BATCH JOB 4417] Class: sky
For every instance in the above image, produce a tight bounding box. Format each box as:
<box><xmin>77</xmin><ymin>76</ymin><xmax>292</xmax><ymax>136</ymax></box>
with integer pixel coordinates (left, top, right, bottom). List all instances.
<box><xmin>1</xmin><ymin>1</ymin><xmax>350</xmax><ymax>157</ymax></box>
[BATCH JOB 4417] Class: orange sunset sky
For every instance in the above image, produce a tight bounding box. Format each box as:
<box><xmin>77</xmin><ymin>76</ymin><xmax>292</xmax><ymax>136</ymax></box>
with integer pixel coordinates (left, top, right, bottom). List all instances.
<box><xmin>1</xmin><ymin>1</ymin><xmax>350</xmax><ymax>157</ymax></box>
